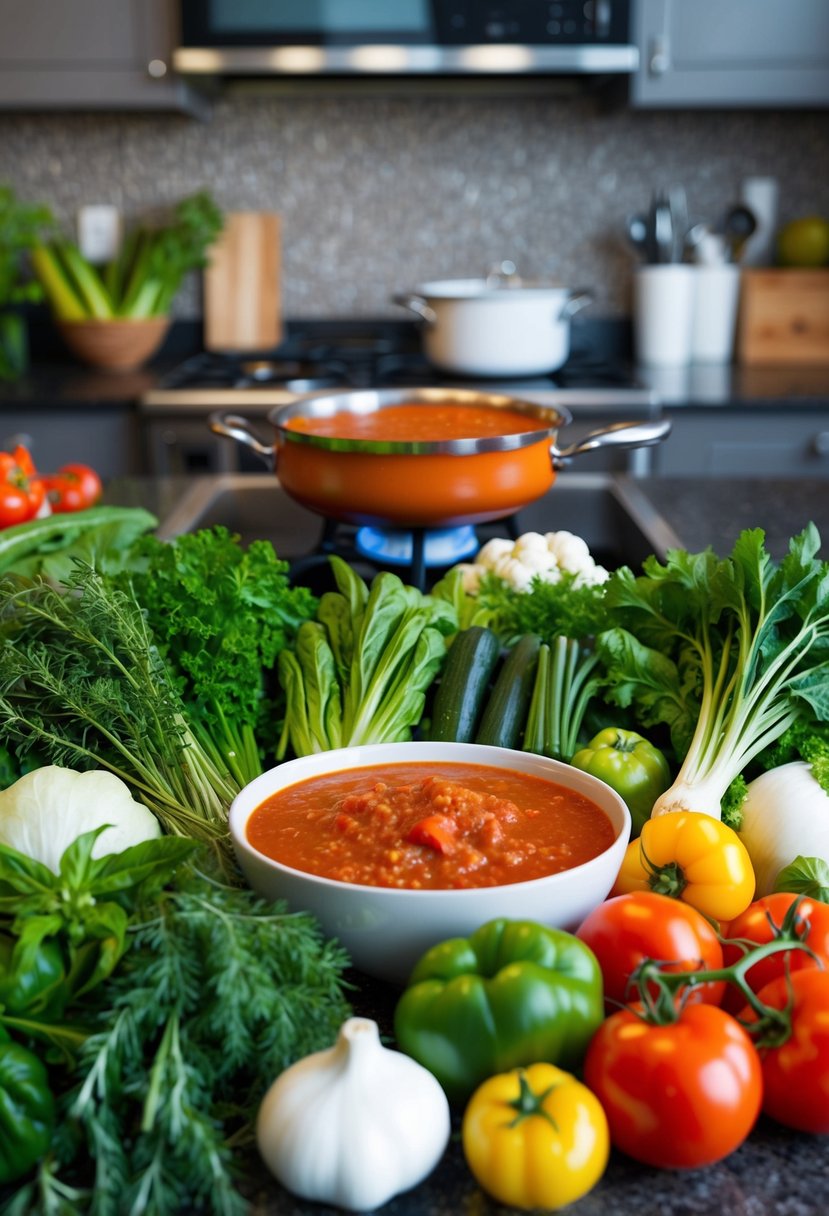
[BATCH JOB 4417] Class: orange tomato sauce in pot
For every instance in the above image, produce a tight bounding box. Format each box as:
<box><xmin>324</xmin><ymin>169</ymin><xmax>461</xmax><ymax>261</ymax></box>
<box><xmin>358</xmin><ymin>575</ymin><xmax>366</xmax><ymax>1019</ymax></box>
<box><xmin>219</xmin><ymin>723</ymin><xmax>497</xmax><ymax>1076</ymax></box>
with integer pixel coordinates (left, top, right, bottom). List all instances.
<box><xmin>284</xmin><ymin>403</ymin><xmax>550</xmax><ymax>442</ymax></box>
<box><xmin>246</xmin><ymin>762</ymin><xmax>615</xmax><ymax>891</ymax></box>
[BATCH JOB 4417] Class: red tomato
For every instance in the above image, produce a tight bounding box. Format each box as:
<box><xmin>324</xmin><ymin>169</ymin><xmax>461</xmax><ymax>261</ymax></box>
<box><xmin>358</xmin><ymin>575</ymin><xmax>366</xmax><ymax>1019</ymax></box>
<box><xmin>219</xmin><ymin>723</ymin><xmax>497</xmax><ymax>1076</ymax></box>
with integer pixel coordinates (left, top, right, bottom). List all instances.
<box><xmin>575</xmin><ymin>890</ymin><xmax>726</xmax><ymax>1009</ymax></box>
<box><xmin>58</xmin><ymin>462</ymin><xmax>102</xmax><ymax>508</ymax></box>
<box><xmin>42</xmin><ymin>473</ymin><xmax>87</xmax><ymax>514</ymax></box>
<box><xmin>584</xmin><ymin>1003</ymin><xmax>763</xmax><ymax>1169</ymax></box>
<box><xmin>0</xmin><ymin>446</ymin><xmax>45</xmax><ymax>526</ymax></box>
<box><xmin>721</xmin><ymin>893</ymin><xmax>829</xmax><ymax>1014</ymax></box>
<box><xmin>740</xmin><ymin>969</ymin><xmax>829</xmax><ymax>1134</ymax></box>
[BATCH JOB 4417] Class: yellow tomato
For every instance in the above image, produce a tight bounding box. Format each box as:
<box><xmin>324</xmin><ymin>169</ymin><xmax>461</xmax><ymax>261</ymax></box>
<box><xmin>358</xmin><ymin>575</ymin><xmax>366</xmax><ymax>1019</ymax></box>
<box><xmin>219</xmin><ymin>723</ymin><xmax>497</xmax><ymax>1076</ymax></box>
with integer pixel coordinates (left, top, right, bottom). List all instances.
<box><xmin>461</xmin><ymin>1064</ymin><xmax>609</xmax><ymax>1211</ymax></box>
<box><xmin>612</xmin><ymin>810</ymin><xmax>755</xmax><ymax>922</ymax></box>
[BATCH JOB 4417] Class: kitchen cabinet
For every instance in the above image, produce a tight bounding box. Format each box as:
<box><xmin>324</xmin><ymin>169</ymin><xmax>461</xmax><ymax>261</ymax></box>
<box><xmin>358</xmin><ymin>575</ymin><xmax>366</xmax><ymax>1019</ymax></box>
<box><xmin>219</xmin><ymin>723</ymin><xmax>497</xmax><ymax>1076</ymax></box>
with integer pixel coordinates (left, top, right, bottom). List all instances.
<box><xmin>630</xmin><ymin>0</ymin><xmax>829</xmax><ymax>108</ymax></box>
<box><xmin>0</xmin><ymin>0</ymin><xmax>208</xmax><ymax>116</ymax></box>
<box><xmin>650</xmin><ymin>408</ymin><xmax>829</xmax><ymax>477</ymax></box>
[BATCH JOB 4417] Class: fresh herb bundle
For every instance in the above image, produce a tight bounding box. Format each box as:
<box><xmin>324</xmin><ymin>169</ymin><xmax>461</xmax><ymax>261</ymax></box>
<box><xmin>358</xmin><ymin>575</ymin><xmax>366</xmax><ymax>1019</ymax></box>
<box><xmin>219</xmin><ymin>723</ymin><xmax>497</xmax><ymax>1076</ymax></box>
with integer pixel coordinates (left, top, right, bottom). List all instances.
<box><xmin>3</xmin><ymin>858</ymin><xmax>351</xmax><ymax>1216</ymax></box>
<box><xmin>0</xmin><ymin>566</ymin><xmax>238</xmax><ymax>856</ymax></box>
<box><xmin>123</xmin><ymin>527</ymin><xmax>318</xmax><ymax>785</ymax></box>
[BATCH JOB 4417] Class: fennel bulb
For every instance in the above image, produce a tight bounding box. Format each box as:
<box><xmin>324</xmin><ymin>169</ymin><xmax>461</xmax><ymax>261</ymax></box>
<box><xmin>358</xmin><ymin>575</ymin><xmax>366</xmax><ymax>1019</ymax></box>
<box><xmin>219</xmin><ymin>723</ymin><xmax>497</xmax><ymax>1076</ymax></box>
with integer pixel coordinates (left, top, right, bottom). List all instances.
<box><xmin>738</xmin><ymin>761</ymin><xmax>829</xmax><ymax>896</ymax></box>
<box><xmin>0</xmin><ymin>765</ymin><xmax>160</xmax><ymax>873</ymax></box>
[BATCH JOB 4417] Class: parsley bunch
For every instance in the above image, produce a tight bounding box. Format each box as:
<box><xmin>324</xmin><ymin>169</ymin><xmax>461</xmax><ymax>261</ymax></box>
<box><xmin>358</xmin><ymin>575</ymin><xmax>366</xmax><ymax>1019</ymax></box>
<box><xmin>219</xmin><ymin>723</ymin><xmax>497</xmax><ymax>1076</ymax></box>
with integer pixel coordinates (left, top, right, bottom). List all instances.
<box><xmin>125</xmin><ymin>527</ymin><xmax>317</xmax><ymax>784</ymax></box>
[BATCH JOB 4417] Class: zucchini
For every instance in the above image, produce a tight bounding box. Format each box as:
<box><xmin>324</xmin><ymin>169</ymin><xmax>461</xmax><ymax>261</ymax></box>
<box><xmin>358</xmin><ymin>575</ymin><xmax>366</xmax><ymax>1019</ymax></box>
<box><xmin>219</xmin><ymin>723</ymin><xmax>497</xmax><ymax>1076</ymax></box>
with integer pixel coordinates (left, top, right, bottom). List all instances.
<box><xmin>428</xmin><ymin>626</ymin><xmax>501</xmax><ymax>742</ymax></box>
<box><xmin>474</xmin><ymin>633</ymin><xmax>542</xmax><ymax>750</ymax></box>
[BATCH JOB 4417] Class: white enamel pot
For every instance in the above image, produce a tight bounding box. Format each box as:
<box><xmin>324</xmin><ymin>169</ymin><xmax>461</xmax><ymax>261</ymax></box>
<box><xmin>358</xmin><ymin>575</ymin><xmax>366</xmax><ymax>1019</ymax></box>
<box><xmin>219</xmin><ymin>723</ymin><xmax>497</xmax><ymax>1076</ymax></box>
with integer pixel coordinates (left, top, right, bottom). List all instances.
<box><xmin>393</xmin><ymin>277</ymin><xmax>593</xmax><ymax>377</ymax></box>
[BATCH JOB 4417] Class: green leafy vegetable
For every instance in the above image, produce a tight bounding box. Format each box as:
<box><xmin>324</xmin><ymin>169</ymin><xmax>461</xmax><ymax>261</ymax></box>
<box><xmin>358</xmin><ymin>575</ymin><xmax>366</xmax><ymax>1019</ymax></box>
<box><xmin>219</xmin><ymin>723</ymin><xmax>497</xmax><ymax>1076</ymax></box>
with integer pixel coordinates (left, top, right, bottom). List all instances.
<box><xmin>597</xmin><ymin>525</ymin><xmax>829</xmax><ymax>820</ymax></box>
<box><xmin>433</xmin><ymin>566</ymin><xmax>608</xmax><ymax>646</ymax></box>
<box><xmin>0</xmin><ymin>566</ymin><xmax>239</xmax><ymax>860</ymax></box>
<box><xmin>31</xmin><ymin>191</ymin><xmax>223</xmax><ymax>321</ymax></box>
<box><xmin>0</xmin><ymin>506</ymin><xmax>157</xmax><ymax>578</ymax></box>
<box><xmin>278</xmin><ymin>556</ymin><xmax>457</xmax><ymax>757</ymax></box>
<box><xmin>10</xmin><ymin>860</ymin><xmax>351</xmax><ymax>1216</ymax></box>
<box><xmin>123</xmin><ymin>527</ymin><xmax>317</xmax><ymax>785</ymax></box>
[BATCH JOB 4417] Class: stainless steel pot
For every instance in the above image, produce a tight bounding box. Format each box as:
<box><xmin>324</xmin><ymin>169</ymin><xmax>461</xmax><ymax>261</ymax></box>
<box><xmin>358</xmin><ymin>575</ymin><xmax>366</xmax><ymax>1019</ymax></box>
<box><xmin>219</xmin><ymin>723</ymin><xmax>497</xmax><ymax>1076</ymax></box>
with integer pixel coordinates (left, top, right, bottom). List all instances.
<box><xmin>209</xmin><ymin>388</ymin><xmax>671</xmax><ymax>528</ymax></box>
<box><xmin>393</xmin><ymin>268</ymin><xmax>593</xmax><ymax>377</ymax></box>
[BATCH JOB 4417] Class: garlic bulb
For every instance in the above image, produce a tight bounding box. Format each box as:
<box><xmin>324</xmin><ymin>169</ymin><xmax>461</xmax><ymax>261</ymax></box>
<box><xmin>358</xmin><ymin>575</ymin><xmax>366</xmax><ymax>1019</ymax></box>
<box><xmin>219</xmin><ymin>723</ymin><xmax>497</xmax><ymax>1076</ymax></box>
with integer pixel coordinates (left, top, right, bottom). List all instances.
<box><xmin>256</xmin><ymin>1017</ymin><xmax>450</xmax><ymax>1212</ymax></box>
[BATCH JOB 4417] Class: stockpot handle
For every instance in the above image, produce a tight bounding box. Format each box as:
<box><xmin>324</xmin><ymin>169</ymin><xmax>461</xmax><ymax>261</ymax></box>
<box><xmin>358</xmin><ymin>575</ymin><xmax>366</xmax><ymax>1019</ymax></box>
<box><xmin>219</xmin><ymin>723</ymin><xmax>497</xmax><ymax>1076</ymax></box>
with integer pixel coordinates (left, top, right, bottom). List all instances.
<box><xmin>550</xmin><ymin>417</ymin><xmax>672</xmax><ymax>470</ymax></box>
<box><xmin>209</xmin><ymin>411</ymin><xmax>276</xmax><ymax>469</ymax></box>
<box><xmin>392</xmin><ymin>292</ymin><xmax>438</xmax><ymax>326</ymax></box>
<box><xmin>559</xmin><ymin>288</ymin><xmax>594</xmax><ymax>320</ymax></box>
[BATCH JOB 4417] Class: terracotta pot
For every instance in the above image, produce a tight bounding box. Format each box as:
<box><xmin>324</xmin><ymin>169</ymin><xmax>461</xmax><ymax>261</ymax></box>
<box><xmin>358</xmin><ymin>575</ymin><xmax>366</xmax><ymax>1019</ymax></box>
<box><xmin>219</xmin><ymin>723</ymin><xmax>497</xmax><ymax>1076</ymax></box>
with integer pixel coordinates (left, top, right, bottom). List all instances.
<box><xmin>57</xmin><ymin>317</ymin><xmax>169</xmax><ymax>371</ymax></box>
<box><xmin>209</xmin><ymin>388</ymin><xmax>671</xmax><ymax>529</ymax></box>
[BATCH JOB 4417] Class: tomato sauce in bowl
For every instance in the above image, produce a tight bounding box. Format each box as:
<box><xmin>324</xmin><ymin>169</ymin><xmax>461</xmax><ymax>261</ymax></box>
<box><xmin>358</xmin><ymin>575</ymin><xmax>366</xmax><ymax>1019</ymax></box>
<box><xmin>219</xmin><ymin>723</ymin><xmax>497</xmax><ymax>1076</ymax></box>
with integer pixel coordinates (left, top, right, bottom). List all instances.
<box><xmin>246</xmin><ymin>761</ymin><xmax>615</xmax><ymax>891</ymax></box>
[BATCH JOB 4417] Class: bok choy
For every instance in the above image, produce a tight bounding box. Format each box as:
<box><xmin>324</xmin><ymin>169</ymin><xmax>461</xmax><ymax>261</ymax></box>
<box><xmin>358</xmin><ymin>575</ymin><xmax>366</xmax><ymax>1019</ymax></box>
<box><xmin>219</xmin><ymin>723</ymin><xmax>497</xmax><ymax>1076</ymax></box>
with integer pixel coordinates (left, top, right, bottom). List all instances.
<box><xmin>596</xmin><ymin>525</ymin><xmax>829</xmax><ymax>821</ymax></box>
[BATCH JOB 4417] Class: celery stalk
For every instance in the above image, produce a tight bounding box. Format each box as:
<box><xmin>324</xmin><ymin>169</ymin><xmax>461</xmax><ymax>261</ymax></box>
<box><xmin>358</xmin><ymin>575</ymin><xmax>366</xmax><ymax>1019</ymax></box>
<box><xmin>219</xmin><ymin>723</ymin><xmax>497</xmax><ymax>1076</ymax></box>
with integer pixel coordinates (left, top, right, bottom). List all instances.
<box><xmin>29</xmin><ymin>243</ymin><xmax>87</xmax><ymax>321</ymax></box>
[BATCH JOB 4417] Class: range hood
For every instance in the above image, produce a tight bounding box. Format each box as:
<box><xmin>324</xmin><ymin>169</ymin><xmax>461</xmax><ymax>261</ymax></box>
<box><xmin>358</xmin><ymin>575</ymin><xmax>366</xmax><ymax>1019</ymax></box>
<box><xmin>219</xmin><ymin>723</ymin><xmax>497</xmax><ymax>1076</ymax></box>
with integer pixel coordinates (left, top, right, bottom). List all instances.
<box><xmin>174</xmin><ymin>0</ymin><xmax>639</xmax><ymax>78</ymax></box>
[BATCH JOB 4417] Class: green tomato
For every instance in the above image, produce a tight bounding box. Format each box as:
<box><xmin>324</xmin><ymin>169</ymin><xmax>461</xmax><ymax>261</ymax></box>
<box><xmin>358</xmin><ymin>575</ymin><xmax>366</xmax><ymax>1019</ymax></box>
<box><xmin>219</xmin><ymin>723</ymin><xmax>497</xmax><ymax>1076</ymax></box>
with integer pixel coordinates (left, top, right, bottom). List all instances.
<box><xmin>394</xmin><ymin>918</ymin><xmax>604</xmax><ymax>1105</ymax></box>
<box><xmin>570</xmin><ymin>727</ymin><xmax>671</xmax><ymax>836</ymax></box>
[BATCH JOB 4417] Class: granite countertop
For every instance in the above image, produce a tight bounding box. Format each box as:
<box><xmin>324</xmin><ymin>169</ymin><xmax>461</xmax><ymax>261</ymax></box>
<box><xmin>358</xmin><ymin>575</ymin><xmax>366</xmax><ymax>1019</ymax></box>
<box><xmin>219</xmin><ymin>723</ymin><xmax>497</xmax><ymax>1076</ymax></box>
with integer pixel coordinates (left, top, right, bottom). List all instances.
<box><xmin>101</xmin><ymin>471</ymin><xmax>829</xmax><ymax>1216</ymax></box>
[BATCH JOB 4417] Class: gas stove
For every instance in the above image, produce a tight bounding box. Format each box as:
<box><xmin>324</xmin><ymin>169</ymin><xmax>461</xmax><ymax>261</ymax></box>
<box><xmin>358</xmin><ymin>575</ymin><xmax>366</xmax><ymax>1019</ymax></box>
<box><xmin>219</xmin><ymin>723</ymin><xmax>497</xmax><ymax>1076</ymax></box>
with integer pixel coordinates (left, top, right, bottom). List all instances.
<box><xmin>143</xmin><ymin>327</ymin><xmax>657</xmax><ymax>410</ymax></box>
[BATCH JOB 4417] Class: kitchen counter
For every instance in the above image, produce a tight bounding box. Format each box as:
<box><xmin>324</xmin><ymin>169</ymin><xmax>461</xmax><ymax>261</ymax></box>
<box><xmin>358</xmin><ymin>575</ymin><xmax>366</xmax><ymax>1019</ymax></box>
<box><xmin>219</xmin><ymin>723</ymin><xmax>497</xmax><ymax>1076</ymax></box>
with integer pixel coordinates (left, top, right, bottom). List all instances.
<box><xmin>100</xmin><ymin>470</ymin><xmax>829</xmax><ymax>1216</ymax></box>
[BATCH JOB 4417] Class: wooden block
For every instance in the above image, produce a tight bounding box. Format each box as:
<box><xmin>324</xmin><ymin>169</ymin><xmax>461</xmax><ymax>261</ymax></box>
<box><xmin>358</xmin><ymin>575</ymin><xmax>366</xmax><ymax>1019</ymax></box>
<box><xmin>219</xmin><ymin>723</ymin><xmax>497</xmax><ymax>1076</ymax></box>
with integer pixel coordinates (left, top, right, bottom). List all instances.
<box><xmin>737</xmin><ymin>268</ymin><xmax>829</xmax><ymax>365</ymax></box>
<box><xmin>204</xmin><ymin>212</ymin><xmax>282</xmax><ymax>351</ymax></box>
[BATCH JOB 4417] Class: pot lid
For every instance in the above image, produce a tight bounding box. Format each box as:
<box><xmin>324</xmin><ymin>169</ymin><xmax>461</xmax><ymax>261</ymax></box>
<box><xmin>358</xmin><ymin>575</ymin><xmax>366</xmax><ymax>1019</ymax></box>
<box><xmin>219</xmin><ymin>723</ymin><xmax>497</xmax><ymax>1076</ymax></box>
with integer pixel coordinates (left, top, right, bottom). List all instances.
<box><xmin>414</xmin><ymin>276</ymin><xmax>568</xmax><ymax>300</ymax></box>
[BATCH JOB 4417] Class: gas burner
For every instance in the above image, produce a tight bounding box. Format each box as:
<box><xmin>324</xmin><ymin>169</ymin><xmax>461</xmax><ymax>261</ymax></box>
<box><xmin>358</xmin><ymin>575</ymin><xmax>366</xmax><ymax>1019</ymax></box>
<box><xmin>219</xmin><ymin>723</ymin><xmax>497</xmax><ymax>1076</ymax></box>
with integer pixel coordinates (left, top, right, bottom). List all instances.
<box><xmin>236</xmin><ymin>358</ymin><xmax>347</xmax><ymax>391</ymax></box>
<box><xmin>355</xmin><ymin>524</ymin><xmax>479</xmax><ymax>569</ymax></box>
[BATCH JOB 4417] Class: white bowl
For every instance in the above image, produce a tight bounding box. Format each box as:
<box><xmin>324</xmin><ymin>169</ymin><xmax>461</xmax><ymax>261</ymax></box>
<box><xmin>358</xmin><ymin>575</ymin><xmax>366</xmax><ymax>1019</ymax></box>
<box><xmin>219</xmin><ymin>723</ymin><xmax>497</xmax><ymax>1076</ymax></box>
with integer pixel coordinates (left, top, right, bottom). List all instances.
<box><xmin>228</xmin><ymin>741</ymin><xmax>631</xmax><ymax>984</ymax></box>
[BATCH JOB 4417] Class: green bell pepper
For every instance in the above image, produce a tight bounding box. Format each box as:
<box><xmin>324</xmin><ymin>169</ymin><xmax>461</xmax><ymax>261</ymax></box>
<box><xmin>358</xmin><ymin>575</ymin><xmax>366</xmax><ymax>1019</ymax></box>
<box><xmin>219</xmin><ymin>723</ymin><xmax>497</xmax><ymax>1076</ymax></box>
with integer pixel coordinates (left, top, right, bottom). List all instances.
<box><xmin>0</xmin><ymin>1027</ymin><xmax>55</xmax><ymax>1183</ymax></box>
<box><xmin>0</xmin><ymin>934</ymin><xmax>66</xmax><ymax>1019</ymax></box>
<box><xmin>393</xmin><ymin>918</ymin><xmax>604</xmax><ymax>1104</ymax></box>
<box><xmin>570</xmin><ymin>726</ymin><xmax>671</xmax><ymax>836</ymax></box>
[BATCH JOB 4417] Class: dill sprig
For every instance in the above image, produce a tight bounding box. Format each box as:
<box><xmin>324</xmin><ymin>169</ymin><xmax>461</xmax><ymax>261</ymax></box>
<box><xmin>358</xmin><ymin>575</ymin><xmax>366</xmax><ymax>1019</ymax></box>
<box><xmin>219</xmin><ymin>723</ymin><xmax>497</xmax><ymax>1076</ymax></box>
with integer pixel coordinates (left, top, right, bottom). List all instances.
<box><xmin>10</xmin><ymin>862</ymin><xmax>352</xmax><ymax>1216</ymax></box>
<box><xmin>0</xmin><ymin>567</ymin><xmax>239</xmax><ymax>854</ymax></box>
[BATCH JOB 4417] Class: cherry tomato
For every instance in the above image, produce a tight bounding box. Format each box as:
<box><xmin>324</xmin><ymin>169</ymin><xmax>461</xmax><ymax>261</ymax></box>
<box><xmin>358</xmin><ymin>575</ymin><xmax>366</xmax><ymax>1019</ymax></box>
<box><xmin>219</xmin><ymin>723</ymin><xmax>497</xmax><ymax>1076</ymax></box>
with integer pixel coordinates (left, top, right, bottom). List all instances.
<box><xmin>740</xmin><ymin>969</ymin><xmax>829</xmax><ymax>1134</ymax></box>
<box><xmin>42</xmin><ymin>474</ymin><xmax>87</xmax><ymax>514</ymax></box>
<box><xmin>584</xmin><ymin>1002</ymin><xmax>763</xmax><ymax>1169</ymax></box>
<box><xmin>720</xmin><ymin>892</ymin><xmax>829</xmax><ymax>1014</ymax></box>
<box><xmin>57</xmin><ymin>462</ymin><xmax>102</xmax><ymax>508</ymax></box>
<box><xmin>0</xmin><ymin>446</ymin><xmax>45</xmax><ymax>527</ymax></box>
<box><xmin>575</xmin><ymin>890</ymin><xmax>726</xmax><ymax>1009</ymax></box>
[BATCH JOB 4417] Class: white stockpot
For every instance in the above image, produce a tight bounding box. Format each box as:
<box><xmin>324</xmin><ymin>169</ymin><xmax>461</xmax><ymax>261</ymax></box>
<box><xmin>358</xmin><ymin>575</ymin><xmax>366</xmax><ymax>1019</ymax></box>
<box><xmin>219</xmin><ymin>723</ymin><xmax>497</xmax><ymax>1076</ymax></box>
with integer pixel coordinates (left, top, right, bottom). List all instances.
<box><xmin>393</xmin><ymin>275</ymin><xmax>593</xmax><ymax>377</ymax></box>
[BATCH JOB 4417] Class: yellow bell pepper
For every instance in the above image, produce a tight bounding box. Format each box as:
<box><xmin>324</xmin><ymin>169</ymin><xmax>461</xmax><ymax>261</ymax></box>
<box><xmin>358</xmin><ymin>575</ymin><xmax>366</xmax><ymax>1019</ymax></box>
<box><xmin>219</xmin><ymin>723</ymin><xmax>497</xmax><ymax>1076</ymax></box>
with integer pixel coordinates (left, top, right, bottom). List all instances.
<box><xmin>612</xmin><ymin>810</ymin><xmax>755</xmax><ymax>922</ymax></box>
<box><xmin>461</xmin><ymin>1064</ymin><xmax>609</xmax><ymax>1211</ymax></box>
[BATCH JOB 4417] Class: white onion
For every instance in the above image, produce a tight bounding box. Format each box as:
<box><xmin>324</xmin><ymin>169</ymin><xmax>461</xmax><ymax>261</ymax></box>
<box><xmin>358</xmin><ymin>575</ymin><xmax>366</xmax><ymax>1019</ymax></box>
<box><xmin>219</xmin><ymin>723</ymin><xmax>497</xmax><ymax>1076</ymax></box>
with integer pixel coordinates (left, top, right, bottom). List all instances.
<box><xmin>738</xmin><ymin>761</ymin><xmax>829</xmax><ymax>895</ymax></box>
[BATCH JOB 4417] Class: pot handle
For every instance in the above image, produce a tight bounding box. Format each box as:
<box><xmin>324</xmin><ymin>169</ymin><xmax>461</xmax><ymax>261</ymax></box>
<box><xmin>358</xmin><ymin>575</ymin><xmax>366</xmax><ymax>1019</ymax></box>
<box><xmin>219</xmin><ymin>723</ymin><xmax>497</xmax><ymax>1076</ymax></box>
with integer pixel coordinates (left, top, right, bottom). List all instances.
<box><xmin>550</xmin><ymin>417</ymin><xmax>672</xmax><ymax>470</ymax></box>
<box><xmin>392</xmin><ymin>292</ymin><xmax>438</xmax><ymax>325</ymax></box>
<box><xmin>209</xmin><ymin>411</ymin><xmax>276</xmax><ymax>470</ymax></box>
<box><xmin>558</xmin><ymin>288</ymin><xmax>594</xmax><ymax>320</ymax></box>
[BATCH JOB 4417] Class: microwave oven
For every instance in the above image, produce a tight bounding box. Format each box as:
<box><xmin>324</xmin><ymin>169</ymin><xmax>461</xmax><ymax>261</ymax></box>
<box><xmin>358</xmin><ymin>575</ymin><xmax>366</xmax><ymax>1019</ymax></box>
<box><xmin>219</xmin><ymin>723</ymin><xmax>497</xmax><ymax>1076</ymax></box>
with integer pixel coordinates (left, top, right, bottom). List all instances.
<box><xmin>174</xmin><ymin>1</ymin><xmax>638</xmax><ymax>77</ymax></box>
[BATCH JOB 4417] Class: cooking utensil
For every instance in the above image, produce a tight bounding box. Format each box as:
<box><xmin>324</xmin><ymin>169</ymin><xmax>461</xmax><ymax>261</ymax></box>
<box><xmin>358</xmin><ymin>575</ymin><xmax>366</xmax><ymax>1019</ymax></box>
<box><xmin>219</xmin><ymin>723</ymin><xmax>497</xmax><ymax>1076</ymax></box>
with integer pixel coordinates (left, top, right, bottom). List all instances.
<box><xmin>209</xmin><ymin>388</ymin><xmax>671</xmax><ymax>528</ymax></box>
<box><xmin>626</xmin><ymin>213</ymin><xmax>653</xmax><ymax>262</ymax></box>
<box><xmin>719</xmin><ymin>203</ymin><xmax>757</xmax><ymax>263</ymax></box>
<box><xmin>392</xmin><ymin>278</ymin><xmax>593</xmax><ymax>377</ymax></box>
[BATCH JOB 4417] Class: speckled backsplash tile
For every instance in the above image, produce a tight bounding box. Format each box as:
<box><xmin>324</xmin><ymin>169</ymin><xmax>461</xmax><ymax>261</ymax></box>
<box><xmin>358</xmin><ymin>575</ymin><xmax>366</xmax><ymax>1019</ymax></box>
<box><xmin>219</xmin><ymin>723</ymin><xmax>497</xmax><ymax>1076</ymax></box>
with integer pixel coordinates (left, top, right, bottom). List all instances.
<box><xmin>2</xmin><ymin>94</ymin><xmax>828</xmax><ymax>319</ymax></box>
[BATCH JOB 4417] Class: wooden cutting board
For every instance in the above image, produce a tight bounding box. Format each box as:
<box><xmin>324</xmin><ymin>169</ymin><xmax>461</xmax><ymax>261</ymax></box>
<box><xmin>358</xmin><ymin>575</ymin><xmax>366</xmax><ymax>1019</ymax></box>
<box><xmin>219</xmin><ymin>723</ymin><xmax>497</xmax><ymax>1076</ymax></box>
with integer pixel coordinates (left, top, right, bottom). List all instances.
<box><xmin>204</xmin><ymin>212</ymin><xmax>282</xmax><ymax>351</ymax></box>
<box><xmin>737</xmin><ymin>269</ymin><xmax>829</xmax><ymax>365</ymax></box>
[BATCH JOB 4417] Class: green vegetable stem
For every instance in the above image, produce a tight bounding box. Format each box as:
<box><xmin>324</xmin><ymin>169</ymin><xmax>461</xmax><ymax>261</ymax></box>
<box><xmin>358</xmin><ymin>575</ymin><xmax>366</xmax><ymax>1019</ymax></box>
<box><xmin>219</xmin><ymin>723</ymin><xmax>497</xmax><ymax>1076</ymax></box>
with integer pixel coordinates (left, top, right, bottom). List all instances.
<box><xmin>523</xmin><ymin>635</ymin><xmax>602</xmax><ymax>763</ymax></box>
<box><xmin>30</xmin><ymin>191</ymin><xmax>223</xmax><ymax>321</ymax></box>
<box><xmin>278</xmin><ymin>555</ymin><xmax>457</xmax><ymax>757</ymax></box>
